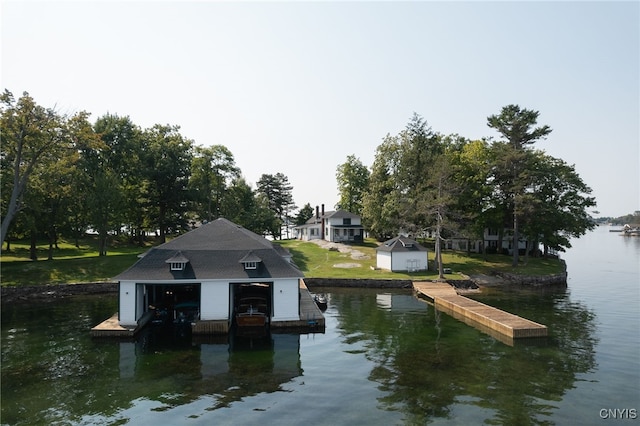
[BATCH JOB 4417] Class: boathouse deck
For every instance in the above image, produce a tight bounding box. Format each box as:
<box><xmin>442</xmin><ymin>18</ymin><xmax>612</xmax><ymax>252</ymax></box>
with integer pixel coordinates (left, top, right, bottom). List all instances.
<box><xmin>413</xmin><ymin>281</ymin><xmax>547</xmax><ymax>345</ymax></box>
<box><xmin>90</xmin><ymin>313</ymin><xmax>137</xmax><ymax>337</ymax></box>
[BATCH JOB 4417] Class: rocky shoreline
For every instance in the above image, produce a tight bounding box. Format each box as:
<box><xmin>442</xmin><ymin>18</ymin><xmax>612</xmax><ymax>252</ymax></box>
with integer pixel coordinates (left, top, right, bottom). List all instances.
<box><xmin>1</xmin><ymin>282</ymin><xmax>118</xmax><ymax>303</ymax></box>
<box><xmin>1</xmin><ymin>269</ymin><xmax>567</xmax><ymax>304</ymax></box>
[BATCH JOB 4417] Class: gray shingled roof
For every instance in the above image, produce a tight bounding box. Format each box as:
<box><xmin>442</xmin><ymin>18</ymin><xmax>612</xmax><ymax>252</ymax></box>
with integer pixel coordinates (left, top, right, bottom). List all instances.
<box><xmin>327</xmin><ymin>209</ymin><xmax>360</xmax><ymax>219</ymax></box>
<box><xmin>165</xmin><ymin>251</ymin><xmax>190</xmax><ymax>264</ymax></box>
<box><xmin>115</xmin><ymin>218</ymin><xmax>303</xmax><ymax>281</ymax></box>
<box><xmin>302</xmin><ymin>209</ymin><xmax>360</xmax><ymax>225</ymax></box>
<box><xmin>376</xmin><ymin>236</ymin><xmax>428</xmax><ymax>253</ymax></box>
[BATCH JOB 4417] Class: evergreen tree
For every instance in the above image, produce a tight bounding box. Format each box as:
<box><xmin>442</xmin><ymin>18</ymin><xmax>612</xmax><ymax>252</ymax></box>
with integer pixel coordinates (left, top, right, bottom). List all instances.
<box><xmin>487</xmin><ymin>105</ymin><xmax>552</xmax><ymax>266</ymax></box>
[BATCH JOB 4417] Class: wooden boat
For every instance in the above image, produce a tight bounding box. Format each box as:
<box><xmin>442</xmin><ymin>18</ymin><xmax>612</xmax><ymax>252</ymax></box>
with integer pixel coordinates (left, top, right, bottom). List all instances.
<box><xmin>174</xmin><ymin>301</ymin><xmax>199</xmax><ymax>324</ymax></box>
<box><xmin>314</xmin><ymin>293</ymin><xmax>328</xmax><ymax>310</ymax></box>
<box><xmin>236</xmin><ymin>296</ymin><xmax>268</xmax><ymax>327</ymax></box>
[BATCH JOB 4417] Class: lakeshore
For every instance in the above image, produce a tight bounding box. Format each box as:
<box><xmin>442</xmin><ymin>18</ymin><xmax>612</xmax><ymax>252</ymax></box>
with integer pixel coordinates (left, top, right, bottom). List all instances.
<box><xmin>1</xmin><ymin>273</ymin><xmax>563</xmax><ymax>343</ymax></box>
<box><xmin>0</xmin><ymin>270</ymin><xmax>567</xmax><ymax>304</ymax></box>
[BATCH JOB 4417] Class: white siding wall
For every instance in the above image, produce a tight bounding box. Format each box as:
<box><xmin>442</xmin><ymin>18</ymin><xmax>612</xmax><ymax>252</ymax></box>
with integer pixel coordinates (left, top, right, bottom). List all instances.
<box><xmin>377</xmin><ymin>252</ymin><xmax>392</xmax><ymax>270</ymax></box>
<box><xmin>272</xmin><ymin>279</ymin><xmax>300</xmax><ymax>321</ymax></box>
<box><xmin>390</xmin><ymin>252</ymin><xmax>428</xmax><ymax>272</ymax></box>
<box><xmin>200</xmin><ymin>281</ymin><xmax>230</xmax><ymax>320</ymax></box>
<box><xmin>136</xmin><ymin>284</ymin><xmax>146</xmax><ymax>321</ymax></box>
<box><xmin>119</xmin><ymin>281</ymin><xmax>137</xmax><ymax>326</ymax></box>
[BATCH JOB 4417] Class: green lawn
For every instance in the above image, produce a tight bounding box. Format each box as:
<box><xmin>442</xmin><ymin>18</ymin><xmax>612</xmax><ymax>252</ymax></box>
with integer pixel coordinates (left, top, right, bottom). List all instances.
<box><xmin>0</xmin><ymin>237</ymin><xmax>565</xmax><ymax>287</ymax></box>
<box><xmin>1</xmin><ymin>238</ymin><xmax>148</xmax><ymax>287</ymax></box>
<box><xmin>274</xmin><ymin>239</ymin><xmax>565</xmax><ymax>280</ymax></box>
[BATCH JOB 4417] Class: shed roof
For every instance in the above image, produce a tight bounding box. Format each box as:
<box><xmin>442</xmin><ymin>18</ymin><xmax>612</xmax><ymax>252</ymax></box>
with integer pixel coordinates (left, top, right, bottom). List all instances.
<box><xmin>115</xmin><ymin>218</ymin><xmax>303</xmax><ymax>281</ymax></box>
<box><xmin>376</xmin><ymin>236</ymin><xmax>428</xmax><ymax>253</ymax></box>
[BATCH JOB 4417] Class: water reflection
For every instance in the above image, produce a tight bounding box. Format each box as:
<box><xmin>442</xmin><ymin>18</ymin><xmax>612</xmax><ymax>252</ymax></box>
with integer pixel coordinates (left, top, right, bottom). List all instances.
<box><xmin>1</xmin><ymin>297</ymin><xmax>303</xmax><ymax>425</ymax></box>
<box><xmin>325</xmin><ymin>287</ymin><xmax>598</xmax><ymax>425</ymax></box>
<box><xmin>111</xmin><ymin>326</ymin><xmax>303</xmax><ymax>411</ymax></box>
<box><xmin>1</xmin><ymin>284</ymin><xmax>600</xmax><ymax>425</ymax></box>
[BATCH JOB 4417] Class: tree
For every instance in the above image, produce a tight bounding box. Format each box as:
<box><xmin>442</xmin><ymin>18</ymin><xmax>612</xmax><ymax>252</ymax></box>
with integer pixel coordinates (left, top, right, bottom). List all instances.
<box><xmin>448</xmin><ymin>138</ymin><xmax>494</xmax><ymax>255</ymax></box>
<box><xmin>294</xmin><ymin>203</ymin><xmax>314</xmax><ymax>226</ymax></box>
<box><xmin>397</xmin><ymin>114</ymin><xmax>444</xmax><ymax>233</ymax></box>
<box><xmin>36</xmin><ymin>136</ymin><xmax>79</xmax><ymax>259</ymax></box>
<box><xmin>522</xmin><ymin>152</ymin><xmax>596</xmax><ymax>256</ymax></box>
<box><xmin>252</xmin><ymin>192</ymin><xmax>281</xmax><ymax>238</ymax></box>
<box><xmin>487</xmin><ymin>105</ymin><xmax>552</xmax><ymax>267</ymax></box>
<box><xmin>256</xmin><ymin>172</ymin><xmax>296</xmax><ymax>239</ymax></box>
<box><xmin>141</xmin><ymin>124</ymin><xmax>193</xmax><ymax>243</ymax></box>
<box><xmin>65</xmin><ymin>112</ymin><xmax>105</xmax><ymax>248</ymax></box>
<box><xmin>416</xmin><ymin>153</ymin><xmax>459</xmax><ymax>279</ymax></box>
<box><xmin>361</xmin><ymin>135</ymin><xmax>403</xmax><ymax>240</ymax></box>
<box><xmin>0</xmin><ymin>91</ymin><xmax>69</xmax><ymax>246</ymax></box>
<box><xmin>190</xmin><ymin>145</ymin><xmax>240</xmax><ymax>222</ymax></box>
<box><xmin>222</xmin><ymin>177</ymin><xmax>258</xmax><ymax>230</ymax></box>
<box><xmin>362</xmin><ymin>114</ymin><xmax>444</xmax><ymax>240</ymax></box>
<box><xmin>336</xmin><ymin>154</ymin><xmax>370</xmax><ymax>215</ymax></box>
<box><xmin>92</xmin><ymin>114</ymin><xmax>145</xmax><ymax>246</ymax></box>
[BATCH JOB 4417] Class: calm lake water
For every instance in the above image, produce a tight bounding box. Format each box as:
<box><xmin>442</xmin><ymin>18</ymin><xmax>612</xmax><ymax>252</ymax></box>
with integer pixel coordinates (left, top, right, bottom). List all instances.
<box><xmin>2</xmin><ymin>225</ymin><xmax>638</xmax><ymax>425</ymax></box>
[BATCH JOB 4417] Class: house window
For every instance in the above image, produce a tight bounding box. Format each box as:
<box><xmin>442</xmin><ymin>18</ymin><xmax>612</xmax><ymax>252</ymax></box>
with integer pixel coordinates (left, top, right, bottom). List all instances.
<box><xmin>343</xmin><ymin>218</ymin><xmax>351</xmax><ymax>225</ymax></box>
<box><xmin>244</xmin><ymin>261</ymin><xmax>257</xmax><ymax>270</ymax></box>
<box><xmin>170</xmin><ymin>262</ymin><xmax>185</xmax><ymax>271</ymax></box>
<box><xmin>488</xmin><ymin>228</ymin><xmax>498</xmax><ymax>236</ymax></box>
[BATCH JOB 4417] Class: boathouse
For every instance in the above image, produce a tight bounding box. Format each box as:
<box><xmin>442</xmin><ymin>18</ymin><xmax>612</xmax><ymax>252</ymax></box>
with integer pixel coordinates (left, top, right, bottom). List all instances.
<box><xmin>376</xmin><ymin>236</ymin><xmax>428</xmax><ymax>272</ymax></box>
<box><xmin>114</xmin><ymin>218</ymin><xmax>305</xmax><ymax>334</ymax></box>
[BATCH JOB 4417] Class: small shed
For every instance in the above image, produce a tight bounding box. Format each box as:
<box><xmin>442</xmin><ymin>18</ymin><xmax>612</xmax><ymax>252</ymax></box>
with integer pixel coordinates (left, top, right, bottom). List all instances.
<box><xmin>376</xmin><ymin>236</ymin><xmax>428</xmax><ymax>272</ymax></box>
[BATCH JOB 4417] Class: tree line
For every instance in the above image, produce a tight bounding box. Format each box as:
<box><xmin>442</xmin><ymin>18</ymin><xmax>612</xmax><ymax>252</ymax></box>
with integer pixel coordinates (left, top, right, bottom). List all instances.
<box><xmin>2</xmin><ymin>90</ymin><xmax>596</xmax><ymax>270</ymax></box>
<box><xmin>1</xmin><ymin>90</ymin><xmax>305</xmax><ymax>259</ymax></box>
<box><xmin>597</xmin><ymin>211</ymin><xmax>640</xmax><ymax>226</ymax></box>
<box><xmin>336</xmin><ymin>107</ymin><xmax>596</xmax><ymax>271</ymax></box>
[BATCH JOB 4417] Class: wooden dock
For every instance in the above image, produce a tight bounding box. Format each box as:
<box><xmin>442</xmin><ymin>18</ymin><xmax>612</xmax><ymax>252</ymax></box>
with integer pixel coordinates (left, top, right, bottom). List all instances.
<box><xmin>90</xmin><ymin>313</ymin><xmax>137</xmax><ymax>337</ymax></box>
<box><xmin>413</xmin><ymin>281</ymin><xmax>547</xmax><ymax>345</ymax></box>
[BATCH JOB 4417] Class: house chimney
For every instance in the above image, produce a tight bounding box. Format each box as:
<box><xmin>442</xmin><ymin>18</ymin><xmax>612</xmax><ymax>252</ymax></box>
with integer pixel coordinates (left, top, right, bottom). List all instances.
<box><xmin>316</xmin><ymin>206</ymin><xmax>319</xmax><ymax>220</ymax></box>
<box><xmin>321</xmin><ymin>204</ymin><xmax>325</xmax><ymax>240</ymax></box>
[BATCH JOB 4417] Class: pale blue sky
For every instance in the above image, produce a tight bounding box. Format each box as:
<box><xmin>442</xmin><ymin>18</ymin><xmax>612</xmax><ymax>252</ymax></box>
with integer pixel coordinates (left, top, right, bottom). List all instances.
<box><xmin>2</xmin><ymin>1</ymin><xmax>638</xmax><ymax>218</ymax></box>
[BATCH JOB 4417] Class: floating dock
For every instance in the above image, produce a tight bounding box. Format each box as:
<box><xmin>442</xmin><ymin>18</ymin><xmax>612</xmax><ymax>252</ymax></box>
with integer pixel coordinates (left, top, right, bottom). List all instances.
<box><xmin>413</xmin><ymin>281</ymin><xmax>547</xmax><ymax>345</ymax></box>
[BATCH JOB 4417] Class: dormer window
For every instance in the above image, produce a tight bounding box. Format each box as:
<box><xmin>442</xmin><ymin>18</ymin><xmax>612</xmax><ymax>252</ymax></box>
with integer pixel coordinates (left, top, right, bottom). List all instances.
<box><xmin>170</xmin><ymin>262</ymin><xmax>186</xmax><ymax>271</ymax></box>
<box><xmin>239</xmin><ymin>251</ymin><xmax>262</xmax><ymax>270</ymax></box>
<box><xmin>165</xmin><ymin>251</ymin><xmax>189</xmax><ymax>271</ymax></box>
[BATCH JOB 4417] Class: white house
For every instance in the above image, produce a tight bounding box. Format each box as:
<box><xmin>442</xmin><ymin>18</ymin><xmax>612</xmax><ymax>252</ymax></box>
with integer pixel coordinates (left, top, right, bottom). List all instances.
<box><xmin>444</xmin><ymin>228</ymin><xmax>531</xmax><ymax>254</ymax></box>
<box><xmin>114</xmin><ymin>218</ymin><xmax>304</xmax><ymax>334</ymax></box>
<box><xmin>295</xmin><ymin>205</ymin><xmax>364</xmax><ymax>243</ymax></box>
<box><xmin>376</xmin><ymin>236</ymin><xmax>428</xmax><ymax>272</ymax></box>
